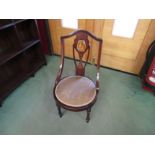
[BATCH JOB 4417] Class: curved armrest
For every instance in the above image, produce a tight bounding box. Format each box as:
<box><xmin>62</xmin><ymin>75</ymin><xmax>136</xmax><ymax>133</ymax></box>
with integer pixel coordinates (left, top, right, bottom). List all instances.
<box><xmin>53</xmin><ymin>61</ymin><xmax>64</xmax><ymax>97</ymax></box>
<box><xmin>54</xmin><ymin>37</ymin><xmax>65</xmax><ymax>87</ymax></box>
<box><xmin>55</xmin><ymin>64</ymin><xmax>63</xmax><ymax>86</ymax></box>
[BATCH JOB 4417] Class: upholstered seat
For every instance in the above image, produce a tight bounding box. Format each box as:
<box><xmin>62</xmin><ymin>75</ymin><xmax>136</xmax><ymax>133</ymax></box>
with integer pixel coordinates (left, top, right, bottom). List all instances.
<box><xmin>55</xmin><ymin>76</ymin><xmax>96</xmax><ymax>107</ymax></box>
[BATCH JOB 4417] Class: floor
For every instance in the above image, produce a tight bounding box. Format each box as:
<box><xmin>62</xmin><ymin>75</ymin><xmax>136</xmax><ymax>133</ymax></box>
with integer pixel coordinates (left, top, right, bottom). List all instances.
<box><xmin>0</xmin><ymin>56</ymin><xmax>155</xmax><ymax>135</ymax></box>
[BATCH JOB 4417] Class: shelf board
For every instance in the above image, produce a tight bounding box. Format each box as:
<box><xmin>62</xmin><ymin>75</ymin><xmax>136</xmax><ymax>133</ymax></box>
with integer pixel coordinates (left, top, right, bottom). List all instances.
<box><xmin>0</xmin><ymin>22</ymin><xmax>14</xmax><ymax>31</ymax></box>
<box><xmin>0</xmin><ymin>39</ymin><xmax>40</xmax><ymax>66</ymax></box>
<box><xmin>14</xmin><ymin>19</ymin><xmax>29</xmax><ymax>25</ymax></box>
<box><xmin>0</xmin><ymin>19</ymin><xmax>46</xmax><ymax>105</ymax></box>
<box><xmin>21</xmin><ymin>39</ymin><xmax>40</xmax><ymax>51</ymax></box>
<box><xmin>0</xmin><ymin>19</ymin><xmax>30</xmax><ymax>31</ymax></box>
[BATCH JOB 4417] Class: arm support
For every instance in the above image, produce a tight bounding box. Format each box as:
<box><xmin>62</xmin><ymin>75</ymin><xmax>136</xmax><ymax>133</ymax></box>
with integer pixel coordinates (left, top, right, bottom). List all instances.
<box><xmin>55</xmin><ymin>64</ymin><xmax>63</xmax><ymax>86</ymax></box>
<box><xmin>96</xmin><ymin>72</ymin><xmax>100</xmax><ymax>92</ymax></box>
<box><xmin>54</xmin><ymin>37</ymin><xmax>65</xmax><ymax>87</ymax></box>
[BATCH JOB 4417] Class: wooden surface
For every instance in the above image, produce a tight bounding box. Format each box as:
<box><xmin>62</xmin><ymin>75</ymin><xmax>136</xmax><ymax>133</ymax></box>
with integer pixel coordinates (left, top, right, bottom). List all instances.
<box><xmin>48</xmin><ymin>19</ymin><xmax>155</xmax><ymax>74</ymax></box>
<box><xmin>134</xmin><ymin>20</ymin><xmax>155</xmax><ymax>74</ymax></box>
<box><xmin>53</xmin><ymin>30</ymin><xmax>102</xmax><ymax>122</ymax></box>
<box><xmin>55</xmin><ymin>76</ymin><xmax>96</xmax><ymax>107</ymax></box>
<box><xmin>0</xmin><ymin>19</ymin><xmax>46</xmax><ymax>105</ymax></box>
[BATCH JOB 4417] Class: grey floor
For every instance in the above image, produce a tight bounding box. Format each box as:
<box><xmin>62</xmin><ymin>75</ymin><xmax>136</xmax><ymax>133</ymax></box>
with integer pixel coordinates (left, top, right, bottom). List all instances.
<box><xmin>0</xmin><ymin>56</ymin><xmax>155</xmax><ymax>135</ymax></box>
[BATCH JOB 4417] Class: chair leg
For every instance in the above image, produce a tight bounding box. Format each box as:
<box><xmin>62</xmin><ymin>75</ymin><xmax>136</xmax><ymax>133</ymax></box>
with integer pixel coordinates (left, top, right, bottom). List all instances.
<box><xmin>57</xmin><ymin>104</ymin><xmax>63</xmax><ymax>118</ymax></box>
<box><xmin>86</xmin><ymin>108</ymin><xmax>91</xmax><ymax>123</ymax></box>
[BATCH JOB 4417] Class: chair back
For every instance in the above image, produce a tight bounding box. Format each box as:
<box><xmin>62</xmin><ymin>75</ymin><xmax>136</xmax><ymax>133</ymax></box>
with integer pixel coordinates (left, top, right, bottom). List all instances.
<box><xmin>60</xmin><ymin>30</ymin><xmax>103</xmax><ymax>76</ymax></box>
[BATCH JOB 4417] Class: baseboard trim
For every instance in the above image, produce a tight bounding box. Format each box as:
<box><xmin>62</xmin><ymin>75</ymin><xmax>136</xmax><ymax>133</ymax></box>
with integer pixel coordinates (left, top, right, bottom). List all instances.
<box><xmin>52</xmin><ymin>54</ymin><xmax>138</xmax><ymax>77</ymax></box>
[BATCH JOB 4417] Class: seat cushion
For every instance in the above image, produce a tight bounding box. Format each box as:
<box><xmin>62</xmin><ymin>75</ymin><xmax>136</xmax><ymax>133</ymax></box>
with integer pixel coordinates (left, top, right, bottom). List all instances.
<box><xmin>55</xmin><ymin>76</ymin><xmax>96</xmax><ymax>107</ymax></box>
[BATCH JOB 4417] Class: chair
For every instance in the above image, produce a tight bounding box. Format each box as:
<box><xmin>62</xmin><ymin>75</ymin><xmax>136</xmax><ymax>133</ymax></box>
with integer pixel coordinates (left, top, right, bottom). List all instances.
<box><xmin>53</xmin><ymin>30</ymin><xmax>103</xmax><ymax>122</ymax></box>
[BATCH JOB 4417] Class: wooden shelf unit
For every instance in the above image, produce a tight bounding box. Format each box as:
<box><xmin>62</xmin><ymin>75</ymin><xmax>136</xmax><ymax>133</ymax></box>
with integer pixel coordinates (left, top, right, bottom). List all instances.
<box><xmin>0</xmin><ymin>19</ymin><xmax>46</xmax><ymax>105</ymax></box>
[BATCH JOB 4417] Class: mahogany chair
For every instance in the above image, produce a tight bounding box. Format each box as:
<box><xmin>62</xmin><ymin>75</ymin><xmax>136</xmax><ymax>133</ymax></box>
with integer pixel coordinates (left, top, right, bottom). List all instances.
<box><xmin>53</xmin><ymin>30</ymin><xmax>103</xmax><ymax>122</ymax></box>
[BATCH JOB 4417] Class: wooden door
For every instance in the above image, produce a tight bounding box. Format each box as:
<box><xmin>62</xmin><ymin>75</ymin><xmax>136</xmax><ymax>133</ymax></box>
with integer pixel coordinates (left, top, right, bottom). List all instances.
<box><xmin>48</xmin><ymin>19</ymin><xmax>155</xmax><ymax>74</ymax></box>
<box><xmin>48</xmin><ymin>19</ymin><xmax>94</xmax><ymax>59</ymax></box>
<box><xmin>93</xmin><ymin>19</ymin><xmax>155</xmax><ymax>74</ymax></box>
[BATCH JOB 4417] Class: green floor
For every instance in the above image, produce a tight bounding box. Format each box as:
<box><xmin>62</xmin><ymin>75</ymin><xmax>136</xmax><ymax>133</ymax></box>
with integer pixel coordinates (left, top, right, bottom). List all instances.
<box><xmin>0</xmin><ymin>56</ymin><xmax>155</xmax><ymax>135</ymax></box>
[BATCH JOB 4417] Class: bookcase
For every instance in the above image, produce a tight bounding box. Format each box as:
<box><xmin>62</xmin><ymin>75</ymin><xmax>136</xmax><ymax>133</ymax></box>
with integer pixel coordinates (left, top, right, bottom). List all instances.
<box><xmin>0</xmin><ymin>19</ymin><xmax>46</xmax><ymax>106</ymax></box>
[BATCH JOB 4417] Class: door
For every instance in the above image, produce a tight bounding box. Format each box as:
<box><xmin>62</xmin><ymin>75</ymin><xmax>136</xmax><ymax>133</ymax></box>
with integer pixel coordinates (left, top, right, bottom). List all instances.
<box><xmin>92</xmin><ymin>19</ymin><xmax>155</xmax><ymax>74</ymax></box>
<box><xmin>48</xmin><ymin>19</ymin><xmax>155</xmax><ymax>74</ymax></box>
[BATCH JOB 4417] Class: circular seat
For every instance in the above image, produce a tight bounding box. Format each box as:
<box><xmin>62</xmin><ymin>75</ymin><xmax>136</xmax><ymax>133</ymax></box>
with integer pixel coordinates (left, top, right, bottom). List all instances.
<box><xmin>55</xmin><ymin>76</ymin><xmax>96</xmax><ymax>107</ymax></box>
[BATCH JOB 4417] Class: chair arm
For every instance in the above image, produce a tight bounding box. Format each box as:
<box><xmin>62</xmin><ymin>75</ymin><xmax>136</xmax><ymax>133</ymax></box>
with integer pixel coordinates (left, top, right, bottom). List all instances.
<box><xmin>54</xmin><ymin>37</ymin><xmax>65</xmax><ymax>87</ymax></box>
<box><xmin>55</xmin><ymin>64</ymin><xmax>63</xmax><ymax>86</ymax></box>
<box><xmin>96</xmin><ymin>72</ymin><xmax>100</xmax><ymax>92</ymax></box>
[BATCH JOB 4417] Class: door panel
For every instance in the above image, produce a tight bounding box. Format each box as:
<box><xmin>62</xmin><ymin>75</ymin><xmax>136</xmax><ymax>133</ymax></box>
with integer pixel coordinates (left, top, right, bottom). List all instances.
<box><xmin>101</xmin><ymin>20</ymin><xmax>150</xmax><ymax>60</ymax></box>
<box><xmin>92</xmin><ymin>19</ymin><xmax>155</xmax><ymax>74</ymax></box>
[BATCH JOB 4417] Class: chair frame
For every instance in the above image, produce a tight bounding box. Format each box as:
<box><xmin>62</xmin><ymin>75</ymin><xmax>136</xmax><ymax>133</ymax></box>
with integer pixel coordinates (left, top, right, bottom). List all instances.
<box><xmin>53</xmin><ymin>30</ymin><xmax>103</xmax><ymax>122</ymax></box>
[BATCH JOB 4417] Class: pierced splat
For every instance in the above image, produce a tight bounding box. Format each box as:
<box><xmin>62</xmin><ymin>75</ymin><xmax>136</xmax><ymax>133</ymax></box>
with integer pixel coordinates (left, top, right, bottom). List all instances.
<box><xmin>73</xmin><ymin>32</ymin><xmax>90</xmax><ymax>53</ymax></box>
<box><xmin>77</xmin><ymin>40</ymin><xmax>87</xmax><ymax>52</ymax></box>
<box><xmin>73</xmin><ymin>32</ymin><xmax>90</xmax><ymax>76</ymax></box>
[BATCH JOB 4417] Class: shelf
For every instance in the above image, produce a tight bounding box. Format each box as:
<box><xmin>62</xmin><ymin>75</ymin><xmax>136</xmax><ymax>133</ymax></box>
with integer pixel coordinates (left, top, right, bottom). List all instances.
<box><xmin>0</xmin><ymin>19</ymin><xmax>46</xmax><ymax>105</ymax></box>
<box><xmin>0</xmin><ymin>39</ymin><xmax>40</xmax><ymax>66</ymax></box>
<box><xmin>21</xmin><ymin>39</ymin><xmax>40</xmax><ymax>51</ymax></box>
<box><xmin>16</xmin><ymin>20</ymin><xmax>39</xmax><ymax>44</ymax></box>
<box><xmin>14</xmin><ymin>19</ymin><xmax>29</xmax><ymax>25</ymax></box>
<box><xmin>0</xmin><ymin>19</ymin><xmax>30</xmax><ymax>31</ymax></box>
<box><xmin>0</xmin><ymin>23</ymin><xmax>14</xmax><ymax>31</ymax></box>
<box><xmin>0</xmin><ymin>59</ymin><xmax>45</xmax><ymax>102</ymax></box>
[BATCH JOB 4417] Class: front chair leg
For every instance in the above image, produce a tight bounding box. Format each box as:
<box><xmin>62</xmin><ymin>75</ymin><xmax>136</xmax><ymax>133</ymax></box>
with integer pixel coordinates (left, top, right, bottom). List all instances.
<box><xmin>86</xmin><ymin>108</ymin><xmax>91</xmax><ymax>123</ymax></box>
<box><xmin>57</xmin><ymin>104</ymin><xmax>63</xmax><ymax>118</ymax></box>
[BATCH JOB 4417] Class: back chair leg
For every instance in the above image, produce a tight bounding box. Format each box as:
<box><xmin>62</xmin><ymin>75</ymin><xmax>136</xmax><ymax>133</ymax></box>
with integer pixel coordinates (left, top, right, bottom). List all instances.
<box><xmin>57</xmin><ymin>104</ymin><xmax>63</xmax><ymax>118</ymax></box>
<box><xmin>86</xmin><ymin>107</ymin><xmax>91</xmax><ymax>123</ymax></box>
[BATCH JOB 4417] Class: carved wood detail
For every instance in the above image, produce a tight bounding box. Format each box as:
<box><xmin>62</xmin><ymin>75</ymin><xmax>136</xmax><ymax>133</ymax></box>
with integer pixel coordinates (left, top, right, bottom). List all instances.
<box><xmin>53</xmin><ymin>30</ymin><xmax>103</xmax><ymax>122</ymax></box>
<box><xmin>73</xmin><ymin>32</ymin><xmax>90</xmax><ymax>76</ymax></box>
